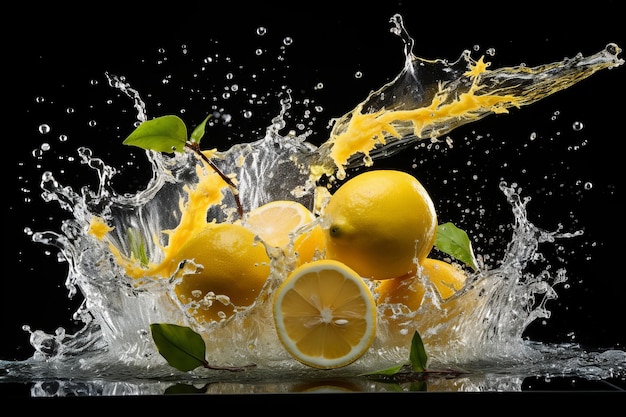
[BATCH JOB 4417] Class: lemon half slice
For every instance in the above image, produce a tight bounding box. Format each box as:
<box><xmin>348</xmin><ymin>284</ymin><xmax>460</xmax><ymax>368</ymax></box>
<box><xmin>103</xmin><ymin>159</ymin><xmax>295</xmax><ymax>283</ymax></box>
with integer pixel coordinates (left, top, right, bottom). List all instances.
<box><xmin>273</xmin><ymin>259</ymin><xmax>377</xmax><ymax>369</ymax></box>
<box><xmin>244</xmin><ymin>200</ymin><xmax>315</xmax><ymax>248</ymax></box>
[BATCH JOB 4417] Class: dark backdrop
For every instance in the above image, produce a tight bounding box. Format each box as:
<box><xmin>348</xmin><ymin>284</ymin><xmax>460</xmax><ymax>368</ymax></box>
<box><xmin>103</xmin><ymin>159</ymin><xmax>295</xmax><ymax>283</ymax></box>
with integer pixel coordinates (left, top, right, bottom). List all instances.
<box><xmin>4</xmin><ymin>1</ymin><xmax>625</xmax><ymax>364</ymax></box>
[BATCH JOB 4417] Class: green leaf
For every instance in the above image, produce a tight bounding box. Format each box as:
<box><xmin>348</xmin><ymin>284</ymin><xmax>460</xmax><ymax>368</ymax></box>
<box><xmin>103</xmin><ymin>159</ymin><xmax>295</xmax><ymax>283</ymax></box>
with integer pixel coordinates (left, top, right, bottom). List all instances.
<box><xmin>123</xmin><ymin>115</ymin><xmax>188</xmax><ymax>153</ymax></box>
<box><xmin>434</xmin><ymin>222</ymin><xmax>479</xmax><ymax>271</ymax></box>
<box><xmin>362</xmin><ymin>330</ymin><xmax>428</xmax><ymax>376</ymax></box>
<box><xmin>360</xmin><ymin>363</ymin><xmax>406</xmax><ymax>377</ymax></box>
<box><xmin>189</xmin><ymin>114</ymin><xmax>212</xmax><ymax>145</ymax></box>
<box><xmin>150</xmin><ymin>323</ymin><xmax>206</xmax><ymax>372</ymax></box>
<box><xmin>127</xmin><ymin>227</ymin><xmax>149</xmax><ymax>267</ymax></box>
<box><xmin>409</xmin><ymin>331</ymin><xmax>427</xmax><ymax>372</ymax></box>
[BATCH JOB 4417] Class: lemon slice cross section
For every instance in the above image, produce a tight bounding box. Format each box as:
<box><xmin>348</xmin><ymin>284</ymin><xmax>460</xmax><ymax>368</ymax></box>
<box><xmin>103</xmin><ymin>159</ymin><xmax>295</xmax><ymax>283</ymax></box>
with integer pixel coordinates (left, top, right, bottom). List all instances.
<box><xmin>273</xmin><ymin>259</ymin><xmax>377</xmax><ymax>369</ymax></box>
<box><xmin>244</xmin><ymin>200</ymin><xmax>315</xmax><ymax>248</ymax></box>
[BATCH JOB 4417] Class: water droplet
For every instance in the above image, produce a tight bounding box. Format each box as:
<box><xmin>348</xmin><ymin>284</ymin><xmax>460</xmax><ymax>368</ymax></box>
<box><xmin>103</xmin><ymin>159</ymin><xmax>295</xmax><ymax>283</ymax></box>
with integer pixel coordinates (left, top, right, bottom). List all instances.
<box><xmin>583</xmin><ymin>182</ymin><xmax>593</xmax><ymax>190</ymax></box>
<box><xmin>41</xmin><ymin>143</ymin><xmax>51</xmax><ymax>151</ymax></box>
<box><xmin>59</xmin><ymin>134</ymin><xmax>68</xmax><ymax>142</ymax></box>
<box><xmin>88</xmin><ymin>120</ymin><xmax>97</xmax><ymax>127</ymax></box>
<box><xmin>354</xmin><ymin>71</ymin><xmax>363</xmax><ymax>79</ymax></box>
<box><xmin>283</xmin><ymin>37</ymin><xmax>293</xmax><ymax>46</ymax></box>
<box><xmin>256</xmin><ymin>26</ymin><xmax>267</xmax><ymax>36</ymax></box>
<box><xmin>38</xmin><ymin>124</ymin><xmax>51</xmax><ymax>134</ymax></box>
<box><xmin>572</xmin><ymin>121</ymin><xmax>584</xmax><ymax>131</ymax></box>
<box><xmin>35</xmin><ymin>96</ymin><xmax>45</xmax><ymax>104</ymax></box>
<box><xmin>255</xmin><ymin>48</ymin><xmax>264</xmax><ymax>56</ymax></box>
<box><xmin>243</xmin><ymin>110</ymin><xmax>253</xmax><ymax>119</ymax></box>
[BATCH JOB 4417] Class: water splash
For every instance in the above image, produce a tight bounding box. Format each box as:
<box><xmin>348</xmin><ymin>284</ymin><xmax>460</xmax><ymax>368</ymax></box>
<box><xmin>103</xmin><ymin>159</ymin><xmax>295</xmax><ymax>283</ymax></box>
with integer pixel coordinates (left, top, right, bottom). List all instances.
<box><xmin>3</xmin><ymin>13</ymin><xmax>625</xmax><ymax>395</ymax></box>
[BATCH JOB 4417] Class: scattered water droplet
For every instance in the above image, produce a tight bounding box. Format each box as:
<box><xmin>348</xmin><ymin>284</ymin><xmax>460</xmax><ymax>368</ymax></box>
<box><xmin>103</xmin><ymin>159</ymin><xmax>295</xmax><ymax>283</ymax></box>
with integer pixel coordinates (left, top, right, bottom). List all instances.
<box><xmin>38</xmin><ymin>124</ymin><xmax>51</xmax><ymax>134</ymax></box>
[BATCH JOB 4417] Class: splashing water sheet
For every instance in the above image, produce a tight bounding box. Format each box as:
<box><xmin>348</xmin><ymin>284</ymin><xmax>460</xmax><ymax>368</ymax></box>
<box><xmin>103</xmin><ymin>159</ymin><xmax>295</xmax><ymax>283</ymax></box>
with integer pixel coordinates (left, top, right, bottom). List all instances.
<box><xmin>4</xmin><ymin>3</ymin><xmax>626</xmax><ymax>400</ymax></box>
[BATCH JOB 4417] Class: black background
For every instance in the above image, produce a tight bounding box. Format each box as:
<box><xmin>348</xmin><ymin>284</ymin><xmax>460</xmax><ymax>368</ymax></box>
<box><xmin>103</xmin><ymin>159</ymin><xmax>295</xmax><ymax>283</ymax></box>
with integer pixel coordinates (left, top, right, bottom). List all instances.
<box><xmin>4</xmin><ymin>0</ymin><xmax>625</xmax><ymax>370</ymax></box>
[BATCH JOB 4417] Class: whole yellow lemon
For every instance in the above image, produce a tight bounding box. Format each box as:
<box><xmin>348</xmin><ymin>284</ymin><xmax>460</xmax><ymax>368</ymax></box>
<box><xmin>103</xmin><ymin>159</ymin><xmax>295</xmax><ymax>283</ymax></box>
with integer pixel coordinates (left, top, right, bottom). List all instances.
<box><xmin>323</xmin><ymin>169</ymin><xmax>437</xmax><ymax>280</ymax></box>
<box><xmin>172</xmin><ymin>223</ymin><xmax>271</xmax><ymax>323</ymax></box>
<box><xmin>375</xmin><ymin>257</ymin><xmax>467</xmax><ymax>346</ymax></box>
<box><xmin>375</xmin><ymin>257</ymin><xmax>467</xmax><ymax>312</ymax></box>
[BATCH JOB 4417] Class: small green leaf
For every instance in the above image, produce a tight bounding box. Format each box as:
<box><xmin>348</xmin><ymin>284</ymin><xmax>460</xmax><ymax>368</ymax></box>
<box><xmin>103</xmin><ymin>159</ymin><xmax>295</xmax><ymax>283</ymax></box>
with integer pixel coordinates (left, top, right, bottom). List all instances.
<box><xmin>150</xmin><ymin>323</ymin><xmax>206</xmax><ymax>372</ymax></box>
<box><xmin>409</xmin><ymin>331</ymin><xmax>427</xmax><ymax>372</ymax></box>
<box><xmin>189</xmin><ymin>114</ymin><xmax>212</xmax><ymax>145</ymax></box>
<box><xmin>123</xmin><ymin>115</ymin><xmax>188</xmax><ymax>153</ymax></box>
<box><xmin>127</xmin><ymin>227</ymin><xmax>149</xmax><ymax>267</ymax></box>
<box><xmin>360</xmin><ymin>363</ymin><xmax>406</xmax><ymax>377</ymax></box>
<box><xmin>434</xmin><ymin>222</ymin><xmax>479</xmax><ymax>271</ymax></box>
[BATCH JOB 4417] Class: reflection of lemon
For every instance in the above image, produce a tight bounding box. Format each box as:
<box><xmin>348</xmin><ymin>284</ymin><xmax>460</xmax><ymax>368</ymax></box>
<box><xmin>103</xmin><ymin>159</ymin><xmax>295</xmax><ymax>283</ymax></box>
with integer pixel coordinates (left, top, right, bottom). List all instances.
<box><xmin>375</xmin><ymin>258</ymin><xmax>467</xmax><ymax>312</ymax></box>
<box><xmin>173</xmin><ymin>223</ymin><xmax>271</xmax><ymax>324</ymax></box>
<box><xmin>323</xmin><ymin>170</ymin><xmax>437</xmax><ymax>280</ymax></box>
<box><xmin>273</xmin><ymin>259</ymin><xmax>377</xmax><ymax>369</ymax></box>
<box><xmin>244</xmin><ymin>200</ymin><xmax>326</xmax><ymax>265</ymax></box>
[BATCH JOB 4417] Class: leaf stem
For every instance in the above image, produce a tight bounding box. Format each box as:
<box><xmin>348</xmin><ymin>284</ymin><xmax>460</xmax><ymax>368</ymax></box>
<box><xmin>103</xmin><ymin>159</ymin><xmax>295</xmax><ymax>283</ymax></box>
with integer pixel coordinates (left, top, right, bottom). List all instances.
<box><xmin>202</xmin><ymin>360</ymin><xmax>257</xmax><ymax>372</ymax></box>
<box><xmin>186</xmin><ymin>142</ymin><xmax>244</xmax><ymax>219</ymax></box>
